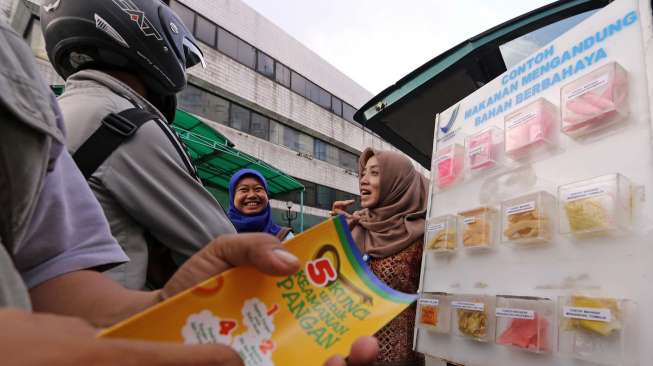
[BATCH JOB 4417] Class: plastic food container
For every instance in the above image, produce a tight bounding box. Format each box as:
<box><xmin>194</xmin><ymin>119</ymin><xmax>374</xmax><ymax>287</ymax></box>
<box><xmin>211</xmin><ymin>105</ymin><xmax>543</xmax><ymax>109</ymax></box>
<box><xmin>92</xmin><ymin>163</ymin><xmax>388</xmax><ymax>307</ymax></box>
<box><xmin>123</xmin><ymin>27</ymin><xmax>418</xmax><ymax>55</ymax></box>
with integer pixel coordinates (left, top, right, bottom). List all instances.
<box><xmin>417</xmin><ymin>293</ymin><xmax>451</xmax><ymax>334</ymax></box>
<box><xmin>466</xmin><ymin>127</ymin><xmax>504</xmax><ymax>173</ymax></box>
<box><xmin>425</xmin><ymin>214</ymin><xmax>458</xmax><ymax>253</ymax></box>
<box><xmin>560</xmin><ymin>62</ymin><xmax>629</xmax><ymax>137</ymax></box>
<box><xmin>558</xmin><ymin>173</ymin><xmax>632</xmax><ymax>237</ymax></box>
<box><xmin>495</xmin><ymin>296</ymin><xmax>554</xmax><ymax>353</ymax></box>
<box><xmin>458</xmin><ymin>207</ymin><xmax>497</xmax><ymax>250</ymax></box>
<box><xmin>436</xmin><ymin>143</ymin><xmax>465</xmax><ymax>189</ymax></box>
<box><xmin>451</xmin><ymin>294</ymin><xmax>495</xmax><ymax>342</ymax></box>
<box><xmin>501</xmin><ymin>191</ymin><xmax>556</xmax><ymax>245</ymax></box>
<box><xmin>504</xmin><ymin>98</ymin><xmax>559</xmax><ymax>161</ymax></box>
<box><xmin>558</xmin><ymin>295</ymin><xmax>636</xmax><ymax>365</ymax></box>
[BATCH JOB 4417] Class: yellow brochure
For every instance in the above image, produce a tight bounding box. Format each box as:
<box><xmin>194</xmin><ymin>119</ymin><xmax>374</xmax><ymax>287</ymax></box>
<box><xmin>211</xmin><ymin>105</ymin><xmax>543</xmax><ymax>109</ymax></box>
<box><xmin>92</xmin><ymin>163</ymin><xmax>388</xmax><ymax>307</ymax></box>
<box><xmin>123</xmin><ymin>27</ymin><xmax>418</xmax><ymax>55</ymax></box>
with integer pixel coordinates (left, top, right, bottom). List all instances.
<box><xmin>99</xmin><ymin>216</ymin><xmax>417</xmax><ymax>365</ymax></box>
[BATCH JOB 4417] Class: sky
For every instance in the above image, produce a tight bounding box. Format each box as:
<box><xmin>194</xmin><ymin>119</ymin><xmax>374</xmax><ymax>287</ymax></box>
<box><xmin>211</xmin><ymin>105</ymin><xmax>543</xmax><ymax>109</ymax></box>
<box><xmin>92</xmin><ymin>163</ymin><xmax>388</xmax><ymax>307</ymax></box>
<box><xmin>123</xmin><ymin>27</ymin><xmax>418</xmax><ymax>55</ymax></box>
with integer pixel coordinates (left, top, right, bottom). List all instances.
<box><xmin>240</xmin><ymin>0</ymin><xmax>555</xmax><ymax>95</ymax></box>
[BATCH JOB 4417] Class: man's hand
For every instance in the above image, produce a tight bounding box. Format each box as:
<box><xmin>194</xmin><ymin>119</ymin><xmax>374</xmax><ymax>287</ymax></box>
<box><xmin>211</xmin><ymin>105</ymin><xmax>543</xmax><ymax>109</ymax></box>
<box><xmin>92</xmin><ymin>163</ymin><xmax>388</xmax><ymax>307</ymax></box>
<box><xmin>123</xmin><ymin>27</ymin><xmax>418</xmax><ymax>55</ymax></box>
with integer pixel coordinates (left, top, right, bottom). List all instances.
<box><xmin>0</xmin><ymin>308</ymin><xmax>244</xmax><ymax>366</ymax></box>
<box><xmin>161</xmin><ymin>233</ymin><xmax>299</xmax><ymax>299</ymax></box>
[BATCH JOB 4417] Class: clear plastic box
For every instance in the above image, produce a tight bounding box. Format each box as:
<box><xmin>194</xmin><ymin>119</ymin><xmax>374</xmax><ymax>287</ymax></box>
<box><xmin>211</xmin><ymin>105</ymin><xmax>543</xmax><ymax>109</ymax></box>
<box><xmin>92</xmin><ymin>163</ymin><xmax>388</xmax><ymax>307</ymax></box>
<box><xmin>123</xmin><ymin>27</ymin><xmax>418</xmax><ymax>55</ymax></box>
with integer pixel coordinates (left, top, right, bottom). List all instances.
<box><xmin>560</xmin><ymin>62</ymin><xmax>629</xmax><ymax>138</ymax></box>
<box><xmin>558</xmin><ymin>296</ymin><xmax>636</xmax><ymax>365</ymax></box>
<box><xmin>504</xmin><ymin>98</ymin><xmax>559</xmax><ymax>161</ymax></box>
<box><xmin>466</xmin><ymin>127</ymin><xmax>504</xmax><ymax>173</ymax></box>
<box><xmin>458</xmin><ymin>207</ymin><xmax>497</xmax><ymax>250</ymax></box>
<box><xmin>495</xmin><ymin>296</ymin><xmax>554</xmax><ymax>353</ymax></box>
<box><xmin>435</xmin><ymin>143</ymin><xmax>465</xmax><ymax>189</ymax></box>
<box><xmin>417</xmin><ymin>293</ymin><xmax>451</xmax><ymax>334</ymax></box>
<box><xmin>558</xmin><ymin>173</ymin><xmax>632</xmax><ymax>237</ymax></box>
<box><xmin>501</xmin><ymin>191</ymin><xmax>556</xmax><ymax>245</ymax></box>
<box><xmin>425</xmin><ymin>214</ymin><xmax>458</xmax><ymax>253</ymax></box>
<box><xmin>451</xmin><ymin>294</ymin><xmax>495</xmax><ymax>342</ymax></box>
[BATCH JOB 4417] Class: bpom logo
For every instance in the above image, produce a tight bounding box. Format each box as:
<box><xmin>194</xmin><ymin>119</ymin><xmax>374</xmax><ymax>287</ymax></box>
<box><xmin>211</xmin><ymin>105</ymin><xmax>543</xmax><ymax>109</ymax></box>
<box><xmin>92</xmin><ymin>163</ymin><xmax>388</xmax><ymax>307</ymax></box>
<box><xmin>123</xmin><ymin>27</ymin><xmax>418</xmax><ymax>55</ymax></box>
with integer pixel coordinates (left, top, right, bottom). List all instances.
<box><xmin>439</xmin><ymin>103</ymin><xmax>460</xmax><ymax>135</ymax></box>
<box><xmin>112</xmin><ymin>0</ymin><xmax>163</xmax><ymax>41</ymax></box>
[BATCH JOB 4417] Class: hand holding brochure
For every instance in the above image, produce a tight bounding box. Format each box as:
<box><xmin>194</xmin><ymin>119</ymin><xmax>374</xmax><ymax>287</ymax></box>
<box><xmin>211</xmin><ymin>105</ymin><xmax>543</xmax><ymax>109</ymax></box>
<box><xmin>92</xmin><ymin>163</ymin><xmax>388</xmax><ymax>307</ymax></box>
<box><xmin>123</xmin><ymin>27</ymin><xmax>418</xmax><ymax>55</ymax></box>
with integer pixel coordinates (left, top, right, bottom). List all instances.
<box><xmin>99</xmin><ymin>216</ymin><xmax>417</xmax><ymax>365</ymax></box>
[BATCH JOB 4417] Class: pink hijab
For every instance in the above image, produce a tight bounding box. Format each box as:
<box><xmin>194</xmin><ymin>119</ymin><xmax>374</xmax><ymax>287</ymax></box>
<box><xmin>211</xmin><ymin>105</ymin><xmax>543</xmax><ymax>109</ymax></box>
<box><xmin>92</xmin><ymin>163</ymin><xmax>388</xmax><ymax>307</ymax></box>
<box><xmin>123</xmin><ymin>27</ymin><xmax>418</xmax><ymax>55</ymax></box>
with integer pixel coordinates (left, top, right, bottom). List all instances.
<box><xmin>351</xmin><ymin>148</ymin><xmax>428</xmax><ymax>258</ymax></box>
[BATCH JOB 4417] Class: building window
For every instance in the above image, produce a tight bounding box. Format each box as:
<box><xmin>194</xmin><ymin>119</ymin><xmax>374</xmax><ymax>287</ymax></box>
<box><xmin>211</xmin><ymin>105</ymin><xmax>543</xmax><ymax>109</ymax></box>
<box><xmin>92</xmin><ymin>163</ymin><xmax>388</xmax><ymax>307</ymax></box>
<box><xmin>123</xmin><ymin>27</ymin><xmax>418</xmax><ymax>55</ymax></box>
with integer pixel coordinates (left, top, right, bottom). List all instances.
<box><xmin>256</xmin><ymin>51</ymin><xmax>274</xmax><ymax>78</ymax></box>
<box><xmin>316</xmin><ymin>185</ymin><xmax>334</xmax><ymax>210</ymax></box>
<box><xmin>302</xmin><ymin>180</ymin><xmax>317</xmax><ymax>207</ymax></box>
<box><xmin>331</xmin><ymin>96</ymin><xmax>342</xmax><ymax>116</ymax></box>
<box><xmin>230</xmin><ymin>104</ymin><xmax>251</xmax><ymax>132</ymax></box>
<box><xmin>178</xmin><ymin>85</ymin><xmax>230</xmax><ymax>126</ymax></box>
<box><xmin>317</xmin><ymin>87</ymin><xmax>331</xmax><ymax>110</ymax></box>
<box><xmin>326</xmin><ymin>144</ymin><xmax>339</xmax><ymax>167</ymax></box>
<box><xmin>217</xmin><ymin>27</ymin><xmax>239</xmax><ymax>60</ymax></box>
<box><xmin>339</xmin><ymin>150</ymin><xmax>359</xmax><ymax>171</ymax></box>
<box><xmin>250</xmin><ymin>112</ymin><xmax>269</xmax><ymax>140</ymax></box>
<box><xmin>237</xmin><ymin>39</ymin><xmax>256</xmax><ymax>69</ymax></box>
<box><xmin>298</xmin><ymin>133</ymin><xmax>314</xmax><ymax>156</ymax></box>
<box><xmin>170</xmin><ymin>1</ymin><xmax>195</xmax><ymax>32</ymax></box>
<box><xmin>282</xmin><ymin>126</ymin><xmax>300</xmax><ymax>151</ymax></box>
<box><xmin>275</xmin><ymin>62</ymin><xmax>291</xmax><ymax>87</ymax></box>
<box><xmin>291</xmin><ymin>71</ymin><xmax>307</xmax><ymax>97</ymax></box>
<box><xmin>314</xmin><ymin>139</ymin><xmax>327</xmax><ymax>161</ymax></box>
<box><xmin>269</xmin><ymin>120</ymin><xmax>283</xmax><ymax>145</ymax></box>
<box><xmin>194</xmin><ymin>15</ymin><xmax>216</xmax><ymax>46</ymax></box>
<box><xmin>342</xmin><ymin>103</ymin><xmax>356</xmax><ymax>123</ymax></box>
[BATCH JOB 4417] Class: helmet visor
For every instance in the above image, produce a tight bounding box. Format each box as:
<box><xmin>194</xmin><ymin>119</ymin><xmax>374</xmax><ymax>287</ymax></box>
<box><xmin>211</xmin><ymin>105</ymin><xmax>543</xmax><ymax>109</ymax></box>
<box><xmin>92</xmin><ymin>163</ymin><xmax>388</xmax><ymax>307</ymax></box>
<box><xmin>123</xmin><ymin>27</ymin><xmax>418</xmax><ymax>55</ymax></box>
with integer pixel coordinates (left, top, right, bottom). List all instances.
<box><xmin>183</xmin><ymin>37</ymin><xmax>206</xmax><ymax>69</ymax></box>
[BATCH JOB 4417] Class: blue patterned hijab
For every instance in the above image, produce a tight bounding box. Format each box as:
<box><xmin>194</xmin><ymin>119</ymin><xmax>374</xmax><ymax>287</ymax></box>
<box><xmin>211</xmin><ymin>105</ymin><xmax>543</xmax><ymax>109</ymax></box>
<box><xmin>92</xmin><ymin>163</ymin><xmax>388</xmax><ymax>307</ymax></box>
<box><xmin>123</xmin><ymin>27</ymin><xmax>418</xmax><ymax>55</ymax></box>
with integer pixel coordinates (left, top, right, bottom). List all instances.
<box><xmin>228</xmin><ymin>169</ymin><xmax>281</xmax><ymax>236</ymax></box>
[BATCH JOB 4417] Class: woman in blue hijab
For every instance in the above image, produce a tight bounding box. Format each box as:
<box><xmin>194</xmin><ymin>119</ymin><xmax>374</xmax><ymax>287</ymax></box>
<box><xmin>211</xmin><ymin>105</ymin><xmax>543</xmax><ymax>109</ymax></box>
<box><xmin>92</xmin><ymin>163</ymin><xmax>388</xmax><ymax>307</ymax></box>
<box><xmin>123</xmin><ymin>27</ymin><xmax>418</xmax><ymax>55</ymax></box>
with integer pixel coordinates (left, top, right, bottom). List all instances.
<box><xmin>228</xmin><ymin>169</ymin><xmax>293</xmax><ymax>241</ymax></box>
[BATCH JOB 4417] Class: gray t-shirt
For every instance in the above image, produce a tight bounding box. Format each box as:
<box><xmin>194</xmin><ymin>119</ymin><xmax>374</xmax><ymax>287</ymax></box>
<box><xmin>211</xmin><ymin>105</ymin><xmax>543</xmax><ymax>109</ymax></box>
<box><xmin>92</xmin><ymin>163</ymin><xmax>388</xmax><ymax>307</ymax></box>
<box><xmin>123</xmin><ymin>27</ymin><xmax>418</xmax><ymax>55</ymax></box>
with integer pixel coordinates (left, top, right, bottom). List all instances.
<box><xmin>0</xmin><ymin>19</ymin><xmax>127</xmax><ymax>308</ymax></box>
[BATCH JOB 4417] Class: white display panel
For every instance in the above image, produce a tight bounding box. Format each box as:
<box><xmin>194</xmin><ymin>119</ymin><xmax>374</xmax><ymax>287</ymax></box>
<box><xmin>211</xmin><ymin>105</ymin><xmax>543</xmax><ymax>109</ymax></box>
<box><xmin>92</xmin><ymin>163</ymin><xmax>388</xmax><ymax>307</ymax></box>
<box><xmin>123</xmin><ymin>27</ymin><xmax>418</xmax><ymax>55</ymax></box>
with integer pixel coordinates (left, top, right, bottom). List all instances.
<box><xmin>417</xmin><ymin>0</ymin><xmax>653</xmax><ymax>365</ymax></box>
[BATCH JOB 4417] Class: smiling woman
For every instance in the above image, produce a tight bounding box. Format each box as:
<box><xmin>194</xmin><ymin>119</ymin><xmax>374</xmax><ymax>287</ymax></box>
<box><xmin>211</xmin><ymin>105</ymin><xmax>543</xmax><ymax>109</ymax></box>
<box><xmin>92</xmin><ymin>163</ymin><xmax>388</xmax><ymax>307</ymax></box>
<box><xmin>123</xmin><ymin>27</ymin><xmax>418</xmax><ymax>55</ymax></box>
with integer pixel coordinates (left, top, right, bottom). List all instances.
<box><xmin>331</xmin><ymin>148</ymin><xmax>428</xmax><ymax>365</ymax></box>
<box><xmin>228</xmin><ymin>169</ymin><xmax>294</xmax><ymax>241</ymax></box>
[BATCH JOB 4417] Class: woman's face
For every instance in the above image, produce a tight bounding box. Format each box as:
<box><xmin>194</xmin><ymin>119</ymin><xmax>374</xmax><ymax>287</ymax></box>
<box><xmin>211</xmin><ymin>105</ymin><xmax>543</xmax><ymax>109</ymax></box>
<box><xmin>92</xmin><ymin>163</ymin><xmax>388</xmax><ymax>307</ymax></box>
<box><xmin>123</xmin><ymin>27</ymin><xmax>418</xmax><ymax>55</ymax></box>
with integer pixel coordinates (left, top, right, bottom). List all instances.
<box><xmin>359</xmin><ymin>155</ymin><xmax>381</xmax><ymax>208</ymax></box>
<box><xmin>234</xmin><ymin>176</ymin><xmax>269</xmax><ymax>215</ymax></box>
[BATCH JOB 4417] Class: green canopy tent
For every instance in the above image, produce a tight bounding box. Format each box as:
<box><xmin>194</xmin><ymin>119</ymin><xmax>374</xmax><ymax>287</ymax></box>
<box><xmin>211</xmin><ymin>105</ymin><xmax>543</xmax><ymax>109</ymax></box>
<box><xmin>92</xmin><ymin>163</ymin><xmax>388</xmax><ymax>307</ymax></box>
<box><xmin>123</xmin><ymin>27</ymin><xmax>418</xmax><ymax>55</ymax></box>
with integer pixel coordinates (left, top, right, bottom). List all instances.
<box><xmin>171</xmin><ymin>109</ymin><xmax>306</xmax><ymax>231</ymax></box>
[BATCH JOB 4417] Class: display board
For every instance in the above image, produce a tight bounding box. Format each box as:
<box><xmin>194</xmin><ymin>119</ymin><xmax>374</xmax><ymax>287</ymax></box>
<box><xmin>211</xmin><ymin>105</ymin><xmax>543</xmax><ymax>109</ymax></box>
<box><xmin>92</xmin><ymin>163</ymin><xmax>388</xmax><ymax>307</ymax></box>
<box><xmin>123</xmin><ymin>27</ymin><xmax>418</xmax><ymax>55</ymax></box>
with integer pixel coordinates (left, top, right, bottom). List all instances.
<box><xmin>415</xmin><ymin>0</ymin><xmax>653</xmax><ymax>365</ymax></box>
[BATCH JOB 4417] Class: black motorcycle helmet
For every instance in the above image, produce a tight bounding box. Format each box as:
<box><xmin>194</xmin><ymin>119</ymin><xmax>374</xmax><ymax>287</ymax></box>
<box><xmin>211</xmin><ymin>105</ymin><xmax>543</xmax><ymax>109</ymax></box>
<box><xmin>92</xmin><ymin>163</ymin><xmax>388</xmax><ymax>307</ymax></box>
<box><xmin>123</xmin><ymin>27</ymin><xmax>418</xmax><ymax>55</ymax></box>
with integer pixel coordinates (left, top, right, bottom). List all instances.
<box><xmin>41</xmin><ymin>0</ymin><xmax>205</xmax><ymax>116</ymax></box>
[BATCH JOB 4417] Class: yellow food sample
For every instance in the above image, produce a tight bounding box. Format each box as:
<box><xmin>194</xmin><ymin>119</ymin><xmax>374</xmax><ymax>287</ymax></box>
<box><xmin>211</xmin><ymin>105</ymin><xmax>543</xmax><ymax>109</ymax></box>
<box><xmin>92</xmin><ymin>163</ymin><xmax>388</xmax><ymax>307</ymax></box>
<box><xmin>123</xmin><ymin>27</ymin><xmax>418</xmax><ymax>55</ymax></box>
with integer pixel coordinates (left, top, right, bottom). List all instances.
<box><xmin>460</xmin><ymin>208</ymin><xmax>493</xmax><ymax>247</ymax></box>
<box><xmin>568</xmin><ymin>296</ymin><xmax>621</xmax><ymax>336</ymax></box>
<box><xmin>504</xmin><ymin>210</ymin><xmax>548</xmax><ymax>240</ymax></box>
<box><xmin>564</xmin><ymin>198</ymin><xmax>610</xmax><ymax>233</ymax></box>
<box><xmin>427</xmin><ymin>229</ymin><xmax>456</xmax><ymax>250</ymax></box>
<box><xmin>420</xmin><ymin>305</ymin><xmax>438</xmax><ymax>326</ymax></box>
<box><xmin>457</xmin><ymin>309</ymin><xmax>487</xmax><ymax>338</ymax></box>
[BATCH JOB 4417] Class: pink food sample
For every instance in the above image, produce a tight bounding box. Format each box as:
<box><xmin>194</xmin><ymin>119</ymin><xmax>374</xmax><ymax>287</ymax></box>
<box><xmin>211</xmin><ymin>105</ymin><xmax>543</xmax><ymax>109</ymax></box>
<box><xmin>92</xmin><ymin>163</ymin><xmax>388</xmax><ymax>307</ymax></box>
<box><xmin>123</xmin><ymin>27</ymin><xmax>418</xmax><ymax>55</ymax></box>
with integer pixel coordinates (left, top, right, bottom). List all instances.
<box><xmin>498</xmin><ymin>314</ymin><xmax>550</xmax><ymax>352</ymax></box>
<box><xmin>436</xmin><ymin>144</ymin><xmax>464</xmax><ymax>189</ymax></box>
<box><xmin>561</xmin><ymin>62</ymin><xmax>628</xmax><ymax>136</ymax></box>
<box><xmin>505</xmin><ymin>99</ymin><xmax>555</xmax><ymax>159</ymax></box>
<box><xmin>467</xmin><ymin>128</ymin><xmax>501</xmax><ymax>171</ymax></box>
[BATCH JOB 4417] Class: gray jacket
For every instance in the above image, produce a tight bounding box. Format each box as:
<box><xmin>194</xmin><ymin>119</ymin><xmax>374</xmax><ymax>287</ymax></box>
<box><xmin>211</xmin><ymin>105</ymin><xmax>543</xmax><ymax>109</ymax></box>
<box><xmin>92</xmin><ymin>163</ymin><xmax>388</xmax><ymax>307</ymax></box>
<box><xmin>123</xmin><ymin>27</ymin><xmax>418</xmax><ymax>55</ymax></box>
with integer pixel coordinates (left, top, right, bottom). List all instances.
<box><xmin>59</xmin><ymin>70</ymin><xmax>236</xmax><ymax>290</ymax></box>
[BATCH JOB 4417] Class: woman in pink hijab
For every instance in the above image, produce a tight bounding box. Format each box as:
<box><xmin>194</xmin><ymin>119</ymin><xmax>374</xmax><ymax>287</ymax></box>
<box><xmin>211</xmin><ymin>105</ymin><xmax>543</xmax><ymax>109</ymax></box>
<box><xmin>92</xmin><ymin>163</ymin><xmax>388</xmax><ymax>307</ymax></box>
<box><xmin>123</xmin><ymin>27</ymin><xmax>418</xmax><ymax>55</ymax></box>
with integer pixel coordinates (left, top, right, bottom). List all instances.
<box><xmin>332</xmin><ymin>148</ymin><xmax>428</xmax><ymax>366</ymax></box>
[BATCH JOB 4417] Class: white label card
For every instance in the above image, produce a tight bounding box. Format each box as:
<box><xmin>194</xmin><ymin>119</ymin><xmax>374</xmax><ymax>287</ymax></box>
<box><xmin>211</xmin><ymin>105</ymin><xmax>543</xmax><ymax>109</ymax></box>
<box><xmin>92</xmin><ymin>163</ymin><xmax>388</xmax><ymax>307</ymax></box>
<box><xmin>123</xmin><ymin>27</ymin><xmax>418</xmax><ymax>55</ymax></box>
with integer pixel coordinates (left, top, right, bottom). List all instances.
<box><xmin>428</xmin><ymin>223</ymin><xmax>445</xmax><ymax>232</ymax></box>
<box><xmin>452</xmin><ymin>301</ymin><xmax>485</xmax><ymax>312</ymax></box>
<box><xmin>468</xmin><ymin>145</ymin><xmax>485</xmax><ymax>157</ymax></box>
<box><xmin>463</xmin><ymin>217</ymin><xmax>476</xmax><ymax>225</ymax></box>
<box><xmin>437</xmin><ymin>153</ymin><xmax>453</xmax><ymax>163</ymax></box>
<box><xmin>496</xmin><ymin>308</ymin><xmax>535</xmax><ymax>320</ymax></box>
<box><xmin>566</xmin><ymin>73</ymin><xmax>611</xmax><ymax>101</ymax></box>
<box><xmin>506</xmin><ymin>111</ymin><xmax>537</xmax><ymax>129</ymax></box>
<box><xmin>563</xmin><ymin>306</ymin><xmax>612</xmax><ymax>322</ymax></box>
<box><xmin>506</xmin><ymin>201</ymin><xmax>536</xmax><ymax>215</ymax></box>
<box><xmin>564</xmin><ymin>187</ymin><xmax>606</xmax><ymax>202</ymax></box>
<box><xmin>419</xmin><ymin>298</ymin><xmax>440</xmax><ymax>307</ymax></box>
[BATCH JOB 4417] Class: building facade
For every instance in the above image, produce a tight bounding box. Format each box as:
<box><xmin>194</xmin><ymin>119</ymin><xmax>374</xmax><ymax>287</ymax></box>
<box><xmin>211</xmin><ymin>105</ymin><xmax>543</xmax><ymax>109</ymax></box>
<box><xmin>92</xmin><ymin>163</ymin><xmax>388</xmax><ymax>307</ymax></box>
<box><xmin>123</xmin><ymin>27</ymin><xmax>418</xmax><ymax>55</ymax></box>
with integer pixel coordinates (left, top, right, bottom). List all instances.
<box><xmin>3</xmin><ymin>0</ymin><xmax>409</xmax><ymax>231</ymax></box>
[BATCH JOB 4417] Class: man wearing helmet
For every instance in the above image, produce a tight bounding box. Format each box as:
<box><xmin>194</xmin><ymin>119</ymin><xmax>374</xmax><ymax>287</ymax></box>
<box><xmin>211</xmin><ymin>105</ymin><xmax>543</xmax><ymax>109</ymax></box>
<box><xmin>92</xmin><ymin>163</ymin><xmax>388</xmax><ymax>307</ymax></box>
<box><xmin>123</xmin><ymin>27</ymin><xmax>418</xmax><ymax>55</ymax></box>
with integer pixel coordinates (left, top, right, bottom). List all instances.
<box><xmin>40</xmin><ymin>0</ymin><xmax>236</xmax><ymax>289</ymax></box>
